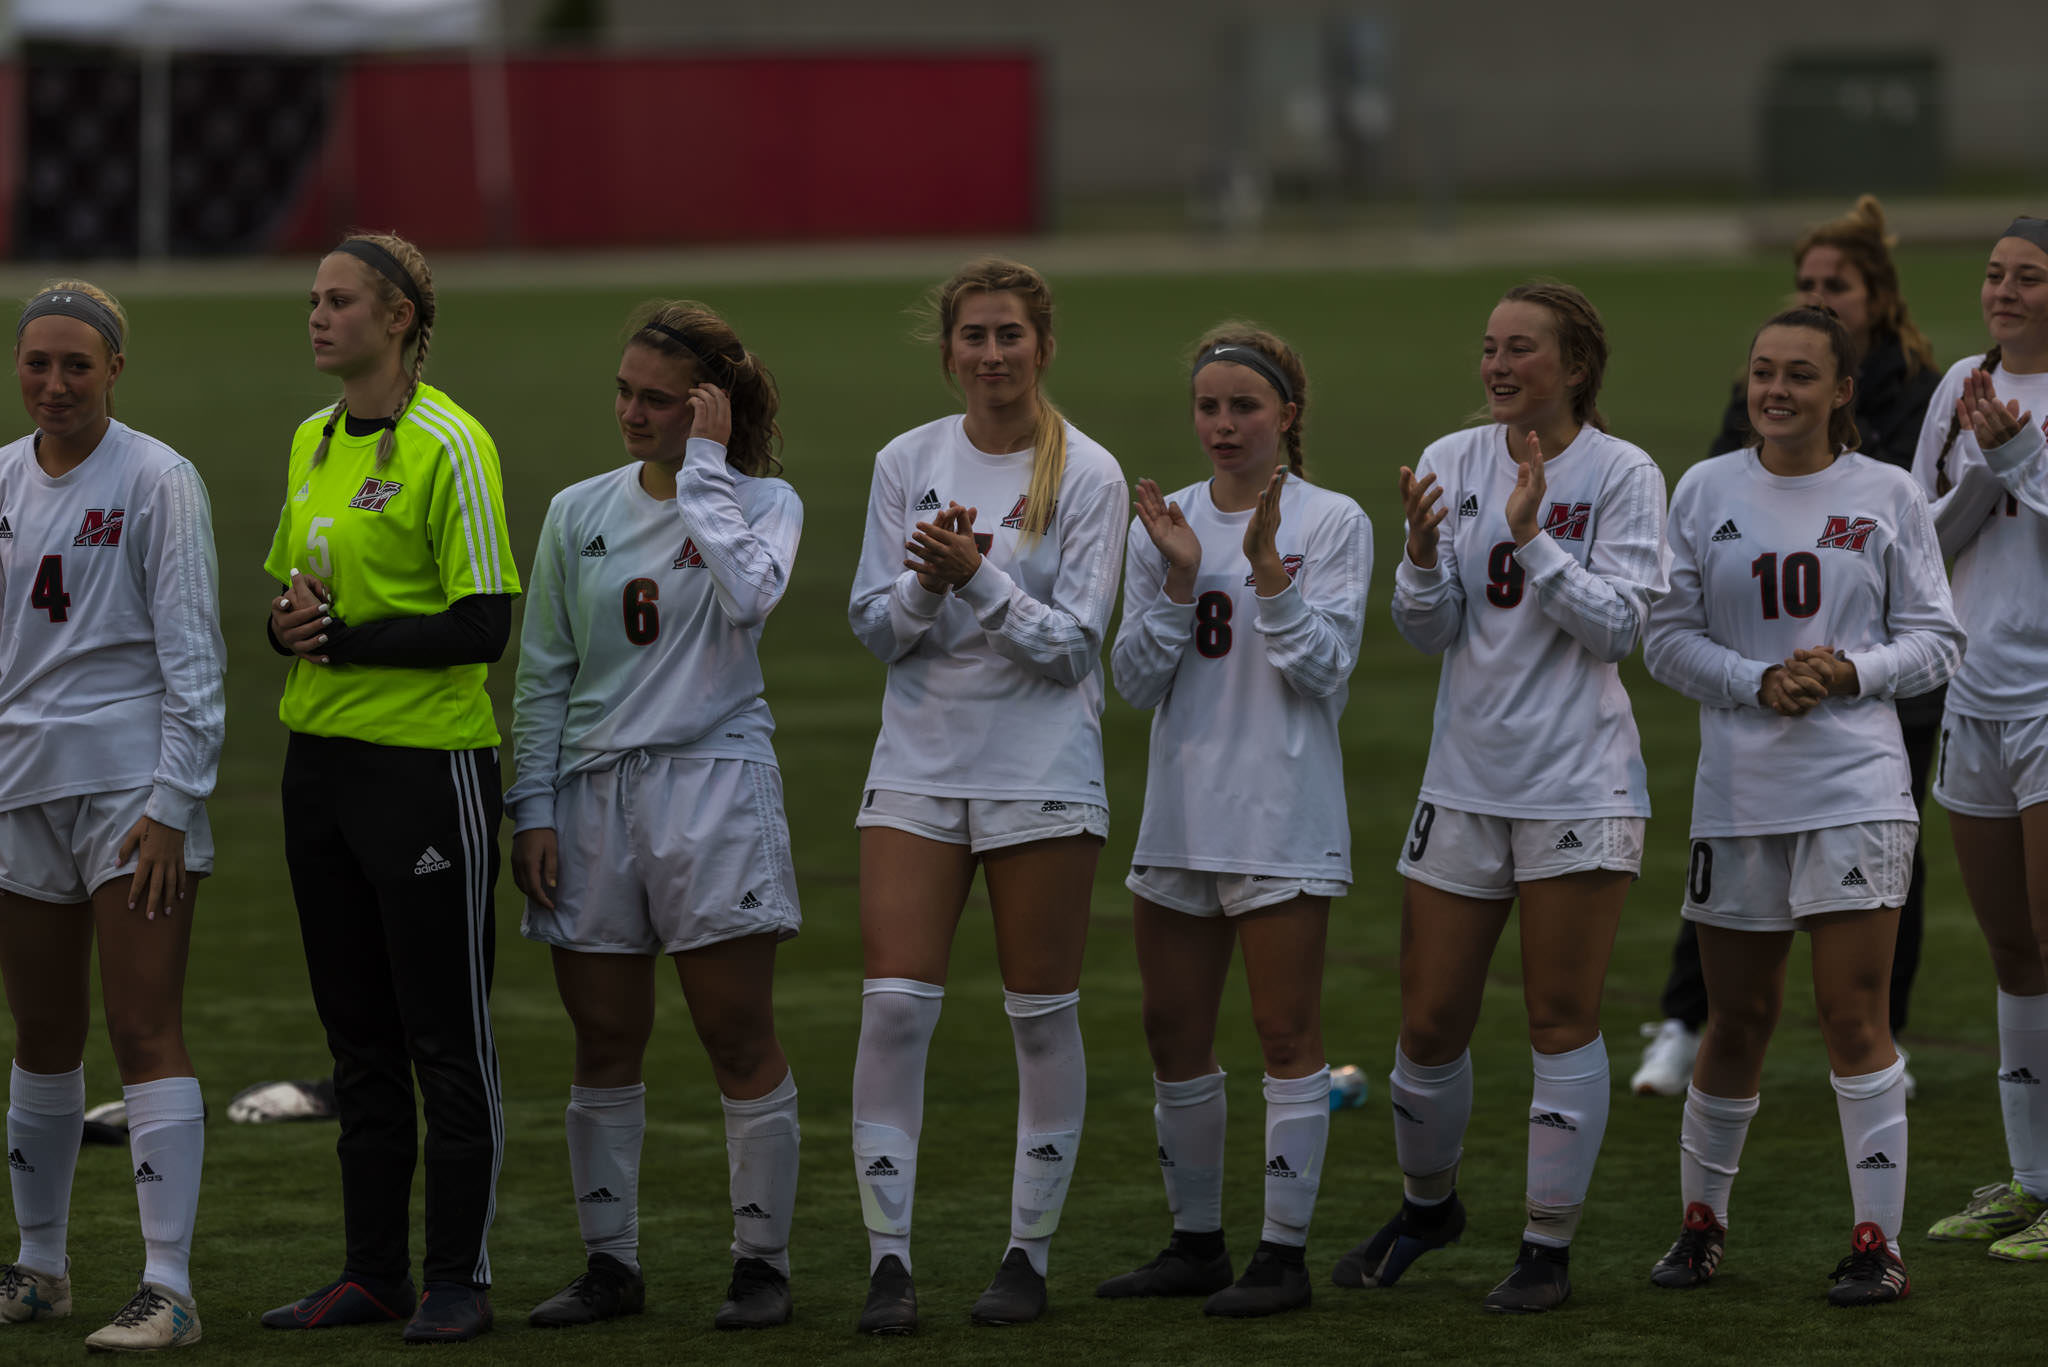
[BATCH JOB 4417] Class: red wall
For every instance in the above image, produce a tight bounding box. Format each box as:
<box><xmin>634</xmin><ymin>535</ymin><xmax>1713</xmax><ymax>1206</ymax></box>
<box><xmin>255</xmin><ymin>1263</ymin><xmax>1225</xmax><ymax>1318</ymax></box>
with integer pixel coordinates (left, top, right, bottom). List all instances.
<box><xmin>277</xmin><ymin>52</ymin><xmax>1039</xmax><ymax>251</ymax></box>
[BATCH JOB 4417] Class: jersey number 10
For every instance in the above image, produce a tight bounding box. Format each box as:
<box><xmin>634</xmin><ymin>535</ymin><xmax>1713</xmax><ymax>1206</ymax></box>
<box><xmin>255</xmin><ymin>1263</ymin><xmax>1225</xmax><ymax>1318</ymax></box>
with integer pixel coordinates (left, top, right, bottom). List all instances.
<box><xmin>1750</xmin><ymin>551</ymin><xmax>1821</xmax><ymax>620</ymax></box>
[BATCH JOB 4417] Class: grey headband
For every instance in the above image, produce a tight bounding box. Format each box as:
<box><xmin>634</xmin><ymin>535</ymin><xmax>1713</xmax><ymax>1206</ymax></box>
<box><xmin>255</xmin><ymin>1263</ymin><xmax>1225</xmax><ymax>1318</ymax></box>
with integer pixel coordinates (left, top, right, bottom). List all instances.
<box><xmin>2002</xmin><ymin>217</ymin><xmax>2048</xmax><ymax>254</ymax></box>
<box><xmin>1192</xmin><ymin>343</ymin><xmax>1295</xmax><ymax>405</ymax></box>
<box><xmin>18</xmin><ymin>289</ymin><xmax>123</xmax><ymax>355</ymax></box>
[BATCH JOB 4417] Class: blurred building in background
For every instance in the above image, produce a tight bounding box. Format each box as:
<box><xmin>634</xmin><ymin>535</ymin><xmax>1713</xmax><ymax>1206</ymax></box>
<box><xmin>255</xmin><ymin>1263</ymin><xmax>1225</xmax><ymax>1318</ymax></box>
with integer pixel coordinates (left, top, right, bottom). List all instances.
<box><xmin>0</xmin><ymin>0</ymin><xmax>2037</xmax><ymax>258</ymax></box>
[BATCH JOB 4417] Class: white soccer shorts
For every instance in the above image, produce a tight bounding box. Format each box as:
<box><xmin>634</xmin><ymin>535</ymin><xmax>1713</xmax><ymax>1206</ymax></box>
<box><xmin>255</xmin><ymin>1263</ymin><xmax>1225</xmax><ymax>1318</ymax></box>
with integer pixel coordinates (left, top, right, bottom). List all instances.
<box><xmin>1127</xmin><ymin>864</ymin><xmax>1348</xmax><ymax>918</ymax></box>
<box><xmin>1680</xmin><ymin>821</ymin><xmax>1915</xmax><ymax>933</ymax></box>
<box><xmin>855</xmin><ymin>787</ymin><xmax>1108</xmax><ymax>853</ymax></box>
<box><xmin>1393</xmin><ymin>801</ymin><xmax>1643</xmax><ymax>902</ymax></box>
<box><xmin>1934</xmin><ymin>712</ymin><xmax>2048</xmax><ymax>819</ymax></box>
<box><xmin>520</xmin><ymin>755</ymin><xmax>800</xmax><ymax>956</ymax></box>
<box><xmin>0</xmin><ymin>787</ymin><xmax>215</xmax><ymax>904</ymax></box>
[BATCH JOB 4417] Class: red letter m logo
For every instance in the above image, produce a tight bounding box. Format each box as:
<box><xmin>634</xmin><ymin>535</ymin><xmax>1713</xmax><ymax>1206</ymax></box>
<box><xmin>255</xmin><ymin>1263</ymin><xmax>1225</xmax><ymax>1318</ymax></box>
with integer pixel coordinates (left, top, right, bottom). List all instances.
<box><xmin>73</xmin><ymin>507</ymin><xmax>125</xmax><ymax>547</ymax></box>
<box><xmin>1816</xmin><ymin>515</ymin><xmax>1877</xmax><ymax>552</ymax></box>
<box><xmin>1542</xmin><ymin>502</ymin><xmax>1592</xmax><ymax>541</ymax></box>
<box><xmin>348</xmin><ymin>478</ymin><xmax>404</xmax><ymax>512</ymax></box>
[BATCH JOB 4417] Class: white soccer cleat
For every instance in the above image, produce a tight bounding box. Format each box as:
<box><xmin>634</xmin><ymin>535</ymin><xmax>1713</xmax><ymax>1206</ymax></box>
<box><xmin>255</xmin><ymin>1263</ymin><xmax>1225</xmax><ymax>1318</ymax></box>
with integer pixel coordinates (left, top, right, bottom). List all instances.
<box><xmin>0</xmin><ymin>1261</ymin><xmax>73</xmax><ymax>1322</ymax></box>
<box><xmin>227</xmin><ymin>1079</ymin><xmax>337</xmax><ymax>1124</ymax></box>
<box><xmin>1630</xmin><ymin>1019</ymin><xmax>1699</xmax><ymax>1097</ymax></box>
<box><xmin>83</xmin><ymin>1283</ymin><xmax>200</xmax><ymax>1351</ymax></box>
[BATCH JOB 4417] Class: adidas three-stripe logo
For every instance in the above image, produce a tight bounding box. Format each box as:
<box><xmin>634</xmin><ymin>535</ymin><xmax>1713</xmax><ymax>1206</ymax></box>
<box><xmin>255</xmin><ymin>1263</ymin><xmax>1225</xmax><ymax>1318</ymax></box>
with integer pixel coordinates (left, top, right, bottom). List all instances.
<box><xmin>1554</xmin><ymin>829</ymin><xmax>1583</xmax><ymax>851</ymax></box>
<box><xmin>415</xmin><ymin>846</ymin><xmax>452</xmax><ymax>876</ymax></box>
<box><xmin>739</xmin><ymin>891</ymin><xmax>762</xmax><ymax>910</ymax></box>
<box><xmin>581</xmin><ymin>535</ymin><xmax>608</xmax><ymax>557</ymax></box>
<box><xmin>865</xmin><ymin>1156</ymin><xmax>899</xmax><ymax>1177</ymax></box>
<box><xmin>1157</xmin><ymin>1144</ymin><xmax>1174</xmax><ymax>1168</ymax></box>
<box><xmin>2002</xmin><ymin>1067</ymin><xmax>2042</xmax><ymax>1085</ymax></box>
<box><xmin>1458</xmin><ymin>494</ymin><xmax>1480</xmax><ymax>517</ymax></box>
<box><xmin>1711</xmin><ymin>519</ymin><xmax>1742</xmax><ymax>541</ymax></box>
<box><xmin>578</xmin><ymin>1187</ymin><xmax>621</xmax><ymax>1204</ymax></box>
<box><xmin>7</xmin><ymin>1147</ymin><xmax>31</xmax><ymax>1172</ymax></box>
<box><xmin>1531</xmin><ymin>1111</ymin><xmax>1577</xmax><ymax>1131</ymax></box>
<box><xmin>1267</xmin><ymin>1154</ymin><xmax>1297</xmax><ymax>1177</ymax></box>
<box><xmin>1841</xmin><ymin>866</ymin><xmax>1869</xmax><ymax>888</ymax></box>
<box><xmin>1856</xmin><ymin>1151</ymin><xmax>1896</xmax><ymax>1169</ymax></box>
<box><xmin>915</xmin><ymin>489</ymin><xmax>942</xmax><ymax>512</ymax></box>
<box><xmin>135</xmin><ymin>1161</ymin><xmax>163</xmax><ymax>1184</ymax></box>
<box><xmin>1027</xmin><ymin>1143</ymin><xmax>1064</xmax><ymax>1162</ymax></box>
<box><xmin>733</xmin><ymin>1202</ymin><xmax>771</xmax><ymax>1219</ymax></box>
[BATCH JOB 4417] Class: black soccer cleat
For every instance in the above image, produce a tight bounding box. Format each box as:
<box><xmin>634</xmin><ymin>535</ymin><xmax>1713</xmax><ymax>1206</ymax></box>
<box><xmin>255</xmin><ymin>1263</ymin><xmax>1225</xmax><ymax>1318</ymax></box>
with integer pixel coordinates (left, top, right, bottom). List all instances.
<box><xmin>1827</xmin><ymin>1222</ymin><xmax>1909</xmax><ymax>1307</ymax></box>
<box><xmin>1095</xmin><ymin>1231</ymin><xmax>1233</xmax><ymax>1298</ymax></box>
<box><xmin>856</xmin><ymin>1255</ymin><xmax>917</xmax><ymax>1336</ymax></box>
<box><xmin>261</xmin><ymin>1274</ymin><xmax>416</xmax><ymax>1330</ymax></box>
<box><xmin>1202</xmin><ymin>1241</ymin><xmax>1310</xmax><ymax>1318</ymax></box>
<box><xmin>970</xmin><ymin>1248</ymin><xmax>1047</xmax><ymax>1326</ymax></box>
<box><xmin>1331</xmin><ymin>1193</ymin><xmax>1467</xmax><ymax>1288</ymax></box>
<box><xmin>528</xmin><ymin>1253</ymin><xmax>645</xmax><ymax>1329</ymax></box>
<box><xmin>1483</xmin><ymin>1240</ymin><xmax>1571</xmax><ymax>1314</ymax></box>
<box><xmin>714</xmin><ymin>1257</ymin><xmax>791</xmax><ymax>1330</ymax></box>
<box><xmin>402</xmin><ymin>1282</ymin><xmax>493</xmax><ymax>1343</ymax></box>
<box><xmin>1650</xmin><ymin>1202</ymin><xmax>1726</xmax><ymax>1290</ymax></box>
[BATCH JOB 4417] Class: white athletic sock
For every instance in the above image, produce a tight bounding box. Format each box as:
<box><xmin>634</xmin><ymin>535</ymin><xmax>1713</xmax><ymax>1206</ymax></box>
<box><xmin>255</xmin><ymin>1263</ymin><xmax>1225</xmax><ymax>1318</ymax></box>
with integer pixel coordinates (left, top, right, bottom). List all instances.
<box><xmin>1261</xmin><ymin>1068</ymin><xmax>1330</xmax><ymax>1247</ymax></box>
<box><xmin>723</xmin><ymin>1071</ymin><xmax>800</xmax><ymax>1277</ymax></box>
<box><xmin>852</xmin><ymin>978</ymin><xmax>943</xmax><ymax>1273</ymax></box>
<box><xmin>8</xmin><ymin>1062</ymin><xmax>84</xmax><ymax>1277</ymax></box>
<box><xmin>1525</xmin><ymin>1036</ymin><xmax>1611</xmax><ymax>1248</ymax></box>
<box><xmin>1154</xmin><ymin>1071</ymin><xmax>1226</xmax><ymax>1233</ymax></box>
<box><xmin>566</xmin><ymin>1082</ymin><xmax>645</xmax><ymax>1271</ymax></box>
<box><xmin>1996</xmin><ymin>989</ymin><xmax>2048</xmax><ymax>1198</ymax></box>
<box><xmin>1007</xmin><ymin>987</ymin><xmax>1089</xmax><ymax>1278</ymax></box>
<box><xmin>1680</xmin><ymin>1085</ymin><xmax>1758</xmax><ymax>1229</ymax></box>
<box><xmin>1004</xmin><ymin>990</ymin><xmax>1084</xmax><ymax>1278</ymax></box>
<box><xmin>1834</xmin><ymin>1058</ymin><xmax>1907</xmax><ymax>1252</ymax></box>
<box><xmin>1389</xmin><ymin>1046</ymin><xmax>1471</xmax><ymax>1205</ymax></box>
<box><xmin>124</xmin><ymin>1077</ymin><xmax>204</xmax><ymax>1301</ymax></box>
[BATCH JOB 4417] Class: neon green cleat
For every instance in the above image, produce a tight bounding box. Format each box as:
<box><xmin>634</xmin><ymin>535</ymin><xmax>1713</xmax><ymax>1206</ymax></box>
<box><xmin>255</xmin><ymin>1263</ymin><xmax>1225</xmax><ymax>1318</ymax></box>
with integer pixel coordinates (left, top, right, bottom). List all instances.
<box><xmin>1926</xmin><ymin>1180</ymin><xmax>2047</xmax><ymax>1241</ymax></box>
<box><xmin>1989</xmin><ymin>1207</ymin><xmax>2048</xmax><ymax>1263</ymax></box>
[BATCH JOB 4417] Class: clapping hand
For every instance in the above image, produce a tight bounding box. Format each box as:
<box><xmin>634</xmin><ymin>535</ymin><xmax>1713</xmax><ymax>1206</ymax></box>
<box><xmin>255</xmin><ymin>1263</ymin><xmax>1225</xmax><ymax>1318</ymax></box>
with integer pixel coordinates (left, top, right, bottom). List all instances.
<box><xmin>1504</xmin><ymin>428</ymin><xmax>1547</xmax><ymax>545</ymax></box>
<box><xmin>1135</xmin><ymin>478</ymin><xmax>1202</xmax><ymax>603</ymax></box>
<box><xmin>1957</xmin><ymin>369</ymin><xmax>2033</xmax><ymax>452</ymax></box>
<box><xmin>1243</xmin><ymin>467</ymin><xmax>1288</xmax><ymax>595</ymax></box>
<box><xmin>1399</xmin><ymin>466</ymin><xmax>1447</xmax><ymax>568</ymax></box>
<box><xmin>906</xmin><ymin>501</ymin><xmax>982</xmax><ymax>590</ymax></box>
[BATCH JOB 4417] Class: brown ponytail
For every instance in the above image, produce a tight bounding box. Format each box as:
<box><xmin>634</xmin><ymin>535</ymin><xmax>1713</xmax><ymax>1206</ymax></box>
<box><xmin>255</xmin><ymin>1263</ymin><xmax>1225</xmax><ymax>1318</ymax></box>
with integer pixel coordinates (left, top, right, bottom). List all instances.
<box><xmin>626</xmin><ymin>300</ymin><xmax>783</xmax><ymax>477</ymax></box>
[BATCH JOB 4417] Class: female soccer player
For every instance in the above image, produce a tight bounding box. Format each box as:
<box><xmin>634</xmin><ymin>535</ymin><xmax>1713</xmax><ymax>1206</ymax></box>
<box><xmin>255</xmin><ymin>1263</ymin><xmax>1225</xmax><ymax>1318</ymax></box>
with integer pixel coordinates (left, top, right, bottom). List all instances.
<box><xmin>1098</xmin><ymin>326</ymin><xmax>1370</xmax><ymax>1317</ymax></box>
<box><xmin>0</xmin><ymin>283</ymin><xmax>223</xmax><ymax>1351</ymax></box>
<box><xmin>1332</xmin><ymin>282</ymin><xmax>1667</xmax><ymax>1313</ymax></box>
<box><xmin>509</xmin><ymin>302</ymin><xmax>802</xmax><ymax>1330</ymax></box>
<box><xmin>1637</xmin><ymin>195</ymin><xmax>1946</xmax><ymax>1098</ymax></box>
<box><xmin>260</xmin><ymin>232</ymin><xmax>520</xmax><ymax>1344</ymax></box>
<box><xmin>1644</xmin><ymin>306</ymin><xmax>1961</xmax><ymax>1305</ymax></box>
<box><xmin>846</xmin><ymin>258</ymin><xmax>1126</xmax><ymax>1332</ymax></box>
<box><xmin>1911</xmin><ymin>216</ymin><xmax>2048</xmax><ymax>1261</ymax></box>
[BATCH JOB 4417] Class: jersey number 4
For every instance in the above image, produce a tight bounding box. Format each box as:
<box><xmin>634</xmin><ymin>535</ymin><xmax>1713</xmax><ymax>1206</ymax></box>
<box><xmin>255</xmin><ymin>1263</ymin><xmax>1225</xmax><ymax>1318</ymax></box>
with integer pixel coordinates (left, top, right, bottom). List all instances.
<box><xmin>623</xmin><ymin>577</ymin><xmax>660</xmax><ymax>645</ymax></box>
<box><xmin>30</xmin><ymin>554</ymin><xmax>71</xmax><ymax>623</ymax></box>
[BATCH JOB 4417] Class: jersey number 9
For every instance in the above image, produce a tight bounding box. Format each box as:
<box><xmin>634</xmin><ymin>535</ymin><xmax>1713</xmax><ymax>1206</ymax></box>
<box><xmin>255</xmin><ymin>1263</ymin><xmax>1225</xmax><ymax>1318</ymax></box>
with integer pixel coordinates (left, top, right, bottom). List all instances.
<box><xmin>623</xmin><ymin>577</ymin><xmax>660</xmax><ymax>645</ymax></box>
<box><xmin>1485</xmin><ymin>541</ymin><xmax>1525</xmax><ymax>608</ymax></box>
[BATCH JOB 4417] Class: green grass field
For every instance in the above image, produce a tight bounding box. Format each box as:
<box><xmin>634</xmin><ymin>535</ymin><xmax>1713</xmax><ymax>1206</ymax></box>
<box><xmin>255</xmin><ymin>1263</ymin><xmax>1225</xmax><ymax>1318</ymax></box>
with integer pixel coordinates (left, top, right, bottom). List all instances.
<box><xmin>0</xmin><ymin>246</ymin><xmax>2026</xmax><ymax>1363</ymax></box>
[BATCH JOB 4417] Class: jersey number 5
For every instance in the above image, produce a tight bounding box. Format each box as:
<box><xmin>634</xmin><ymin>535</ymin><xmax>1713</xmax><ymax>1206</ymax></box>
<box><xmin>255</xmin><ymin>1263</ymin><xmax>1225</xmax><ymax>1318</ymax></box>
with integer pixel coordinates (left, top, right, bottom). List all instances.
<box><xmin>623</xmin><ymin>577</ymin><xmax>660</xmax><ymax>645</ymax></box>
<box><xmin>30</xmin><ymin>554</ymin><xmax>70</xmax><ymax>623</ymax></box>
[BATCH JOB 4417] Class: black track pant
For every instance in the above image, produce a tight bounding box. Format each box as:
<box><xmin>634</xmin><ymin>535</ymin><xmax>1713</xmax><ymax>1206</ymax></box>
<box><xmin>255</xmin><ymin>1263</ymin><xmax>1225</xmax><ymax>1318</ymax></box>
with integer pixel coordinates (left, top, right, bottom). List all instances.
<box><xmin>1658</xmin><ymin>716</ymin><xmax>1935</xmax><ymax>1034</ymax></box>
<box><xmin>284</xmin><ymin>733</ymin><xmax>505</xmax><ymax>1289</ymax></box>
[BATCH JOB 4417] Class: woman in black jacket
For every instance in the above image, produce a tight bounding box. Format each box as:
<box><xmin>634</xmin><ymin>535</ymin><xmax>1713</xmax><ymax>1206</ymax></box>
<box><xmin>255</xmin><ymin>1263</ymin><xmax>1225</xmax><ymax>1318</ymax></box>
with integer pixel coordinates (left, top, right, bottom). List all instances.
<box><xmin>1633</xmin><ymin>194</ymin><xmax>1944</xmax><ymax>1098</ymax></box>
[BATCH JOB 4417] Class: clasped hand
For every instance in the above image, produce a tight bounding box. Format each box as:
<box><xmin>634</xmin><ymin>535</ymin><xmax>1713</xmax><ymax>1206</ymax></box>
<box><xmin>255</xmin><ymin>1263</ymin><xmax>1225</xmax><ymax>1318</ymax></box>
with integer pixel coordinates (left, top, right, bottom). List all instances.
<box><xmin>1759</xmin><ymin>646</ymin><xmax>1858</xmax><ymax>716</ymax></box>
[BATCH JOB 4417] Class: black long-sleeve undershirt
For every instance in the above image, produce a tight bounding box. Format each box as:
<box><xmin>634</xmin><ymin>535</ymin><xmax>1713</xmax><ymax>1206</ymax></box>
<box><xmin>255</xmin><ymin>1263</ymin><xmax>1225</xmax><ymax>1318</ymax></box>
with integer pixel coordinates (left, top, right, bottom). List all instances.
<box><xmin>267</xmin><ymin>593</ymin><xmax>513</xmax><ymax>667</ymax></box>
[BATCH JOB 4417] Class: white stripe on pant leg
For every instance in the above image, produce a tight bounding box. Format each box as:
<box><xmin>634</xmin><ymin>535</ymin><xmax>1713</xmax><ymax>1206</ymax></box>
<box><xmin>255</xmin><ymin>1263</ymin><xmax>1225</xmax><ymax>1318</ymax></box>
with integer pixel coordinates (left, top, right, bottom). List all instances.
<box><xmin>450</xmin><ymin>749</ymin><xmax>505</xmax><ymax>1285</ymax></box>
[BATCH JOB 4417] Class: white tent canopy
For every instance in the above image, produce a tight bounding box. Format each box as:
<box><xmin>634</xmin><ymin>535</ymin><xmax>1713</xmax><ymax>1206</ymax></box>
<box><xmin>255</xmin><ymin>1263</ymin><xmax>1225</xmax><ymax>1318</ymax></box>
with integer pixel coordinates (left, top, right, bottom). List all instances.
<box><xmin>14</xmin><ymin>0</ymin><xmax>490</xmax><ymax>52</ymax></box>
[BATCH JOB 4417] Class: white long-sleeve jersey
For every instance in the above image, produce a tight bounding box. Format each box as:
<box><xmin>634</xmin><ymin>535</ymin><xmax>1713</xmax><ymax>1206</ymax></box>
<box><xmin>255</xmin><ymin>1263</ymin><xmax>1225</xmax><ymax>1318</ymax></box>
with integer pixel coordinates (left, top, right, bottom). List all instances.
<box><xmin>1647</xmin><ymin>448</ymin><xmax>1963</xmax><ymax>837</ymax></box>
<box><xmin>507</xmin><ymin>439</ymin><xmax>801</xmax><ymax>833</ymax></box>
<box><xmin>1113</xmin><ymin>475</ymin><xmax>1371</xmax><ymax>879</ymax></box>
<box><xmin>1909</xmin><ymin>356</ymin><xmax>2048</xmax><ymax>721</ymax></box>
<box><xmin>1391</xmin><ymin>423</ymin><xmax>1667</xmax><ymax>819</ymax></box>
<box><xmin>849</xmin><ymin>414</ymin><xmax>1126</xmax><ymax>804</ymax></box>
<box><xmin>0</xmin><ymin>421</ymin><xmax>225</xmax><ymax>830</ymax></box>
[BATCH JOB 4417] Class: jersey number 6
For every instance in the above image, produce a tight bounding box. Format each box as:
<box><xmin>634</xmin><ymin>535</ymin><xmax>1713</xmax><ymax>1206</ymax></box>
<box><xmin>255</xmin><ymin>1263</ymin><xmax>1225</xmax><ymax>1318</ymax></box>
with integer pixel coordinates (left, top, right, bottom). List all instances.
<box><xmin>623</xmin><ymin>577</ymin><xmax>660</xmax><ymax>645</ymax></box>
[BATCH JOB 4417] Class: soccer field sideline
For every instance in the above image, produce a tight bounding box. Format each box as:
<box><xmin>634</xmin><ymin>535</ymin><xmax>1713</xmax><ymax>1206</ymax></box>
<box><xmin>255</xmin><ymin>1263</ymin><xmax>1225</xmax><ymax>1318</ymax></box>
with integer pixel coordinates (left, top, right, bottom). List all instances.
<box><xmin>0</xmin><ymin>248</ymin><xmax>2033</xmax><ymax>1362</ymax></box>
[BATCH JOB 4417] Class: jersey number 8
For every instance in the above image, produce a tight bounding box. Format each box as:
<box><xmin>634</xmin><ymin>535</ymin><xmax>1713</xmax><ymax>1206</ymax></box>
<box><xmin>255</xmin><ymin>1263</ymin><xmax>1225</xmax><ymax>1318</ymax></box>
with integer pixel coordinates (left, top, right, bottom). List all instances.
<box><xmin>1195</xmin><ymin>590</ymin><xmax>1233</xmax><ymax>658</ymax></box>
<box><xmin>623</xmin><ymin>577</ymin><xmax>660</xmax><ymax>645</ymax></box>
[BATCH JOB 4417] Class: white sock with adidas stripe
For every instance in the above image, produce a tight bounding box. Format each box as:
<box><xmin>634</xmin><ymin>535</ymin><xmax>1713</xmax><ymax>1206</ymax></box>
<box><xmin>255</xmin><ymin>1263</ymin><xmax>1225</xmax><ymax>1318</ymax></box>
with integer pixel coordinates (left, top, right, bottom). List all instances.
<box><xmin>853</xmin><ymin>979</ymin><xmax>943</xmax><ymax>1274</ymax></box>
<box><xmin>1005</xmin><ymin>989</ymin><xmax>1084</xmax><ymax>1277</ymax></box>
<box><xmin>8</xmin><ymin>1062</ymin><xmax>84</xmax><ymax>1277</ymax></box>
<box><xmin>1996</xmin><ymin>989</ymin><xmax>2048</xmax><ymax>1198</ymax></box>
<box><xmin>124</xmin><ymin>1077</ymin><xmax>204</xmax><ymax>1301</ymax></box>
<box><xmin>1524</xmin><ymin>1036</ymin><xmax>1610</xmax><ymax>1247</ymax></box>
<box><xmin>722</xmin><ymin>1071</ymin><xmax>799</xmax><ymax>1277</ymax></box>
<box><xmin>1154</xmin><ymin>1071</ymin><xmax>1226</xmax><ymax>1233</ymax></box>
<box><xmin>1833</xmin><ymin>1057</ymin><xmax>1907</xmax><ymax>1253</ymax></box>
<box><xmin>1261</xmin><ymin>1068</ymin><xmax>1330</xmax><ymax>1247</ymax></box>
<box><xmin>566</xmin><ymin>1082</ymin><xmax>645</xmax><ymax>1272</ymax></box>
